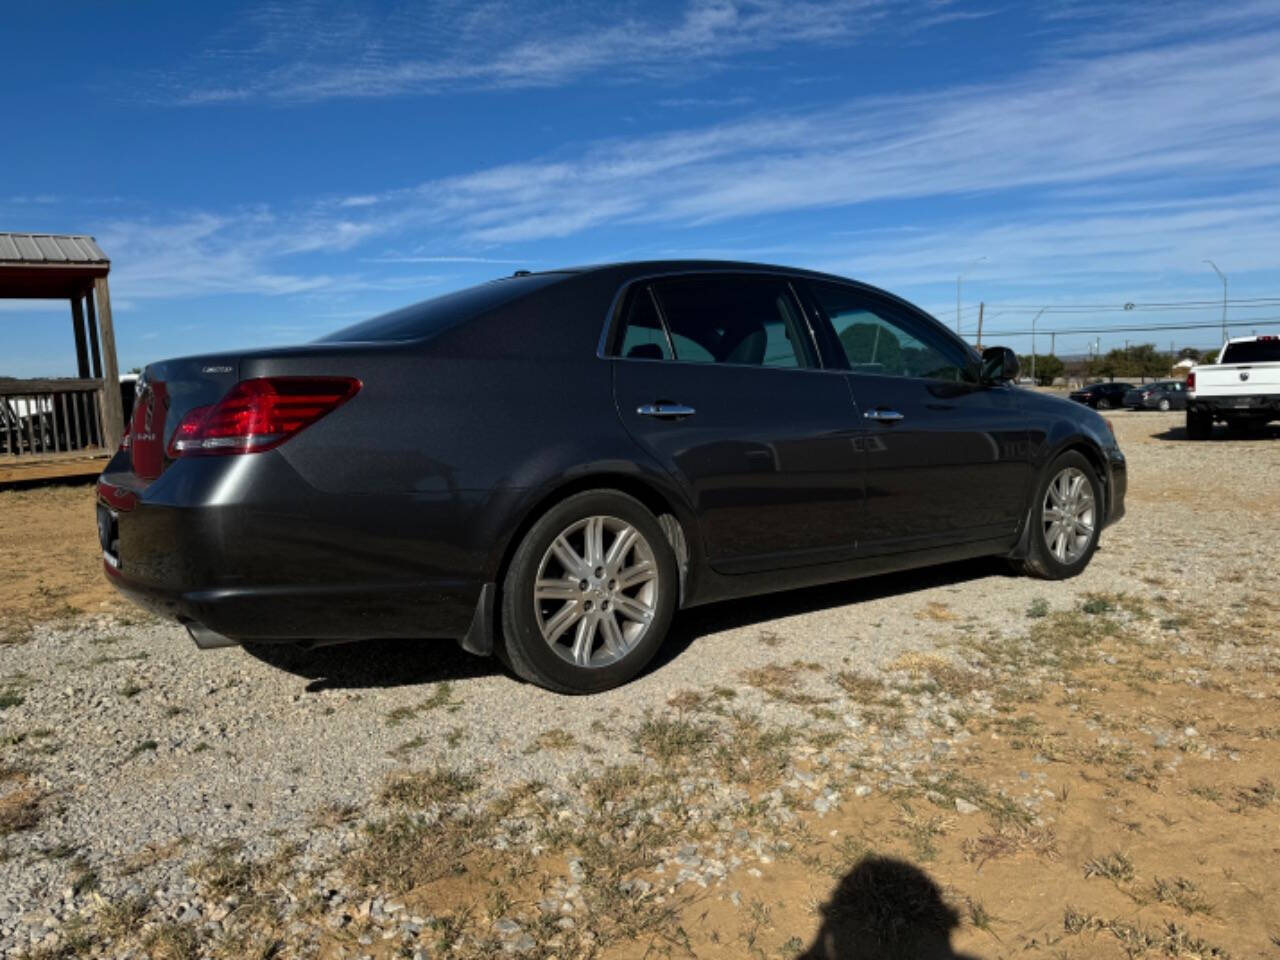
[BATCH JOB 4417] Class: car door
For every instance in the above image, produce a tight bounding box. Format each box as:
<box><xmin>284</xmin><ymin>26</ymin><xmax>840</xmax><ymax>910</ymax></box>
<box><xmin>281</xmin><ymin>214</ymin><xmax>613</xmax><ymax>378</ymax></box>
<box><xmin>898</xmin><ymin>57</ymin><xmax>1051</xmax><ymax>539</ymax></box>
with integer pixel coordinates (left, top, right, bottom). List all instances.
<box><xmin>610</xmin><ymin>273</ymin><xmax>863</xmax><ymax>575</ymax></box>
<box><xmin>798</xmin><ymin>279</ymin><xmax>1032</xmax><ymax>555</ymax></box>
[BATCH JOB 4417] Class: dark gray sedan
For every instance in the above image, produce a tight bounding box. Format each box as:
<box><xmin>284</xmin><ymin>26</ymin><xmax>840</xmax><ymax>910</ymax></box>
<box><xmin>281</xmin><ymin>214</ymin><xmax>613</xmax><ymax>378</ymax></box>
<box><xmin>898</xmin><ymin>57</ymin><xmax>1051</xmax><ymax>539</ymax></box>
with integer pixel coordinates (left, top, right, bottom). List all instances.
<box><xmin>1123</xmin><ymin>380</ymin><xmax>1188</xmax><ymax>411</ymax></box>
<box><xmin>97</xmin><ymin>260</ymin><xmax>1127</xmax><ymax>693</ymax></box>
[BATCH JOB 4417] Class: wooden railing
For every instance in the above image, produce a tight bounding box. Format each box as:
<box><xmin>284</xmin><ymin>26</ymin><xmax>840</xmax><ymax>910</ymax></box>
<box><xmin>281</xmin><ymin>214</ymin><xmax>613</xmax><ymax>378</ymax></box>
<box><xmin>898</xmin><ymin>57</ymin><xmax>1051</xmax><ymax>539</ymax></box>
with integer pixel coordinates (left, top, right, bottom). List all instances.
<box><xmin>0</xmin><ymin>378</ymin><xmax>110</xmax><ymax>460</ymax></box>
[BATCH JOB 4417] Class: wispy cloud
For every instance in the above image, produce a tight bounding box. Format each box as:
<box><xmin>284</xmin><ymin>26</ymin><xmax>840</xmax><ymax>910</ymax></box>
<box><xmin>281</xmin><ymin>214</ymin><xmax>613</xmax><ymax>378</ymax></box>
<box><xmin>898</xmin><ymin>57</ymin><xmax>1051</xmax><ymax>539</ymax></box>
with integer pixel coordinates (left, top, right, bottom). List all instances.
<box><xmin>97</xmin><ymin>16</ymin><xmax>1280</xmax><ymax>327</ymax></box>
<box><xmin>380</xmin><ymin>28</ymin><xmax>1280</xmax><ymax>246</ymax></box>
<box><xmin>162</xmin><ymin>0</ymin><xmax>910</xmax><ymax>104</ymax></box>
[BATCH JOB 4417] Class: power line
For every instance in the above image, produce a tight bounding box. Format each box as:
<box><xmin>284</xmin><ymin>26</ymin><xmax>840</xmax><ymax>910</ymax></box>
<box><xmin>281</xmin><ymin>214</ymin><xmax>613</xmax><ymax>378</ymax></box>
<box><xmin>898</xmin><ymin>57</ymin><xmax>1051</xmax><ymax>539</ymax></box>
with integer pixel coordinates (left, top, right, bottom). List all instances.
<box><xmin>943</xmin><ymin>296</ymin><xmax>1280</xmax><ymax>316</ymax></box>
<box><xmin>975</xmin><ymin>315</ymin><xmax>1280</xmax><ymax>338</ymax></box>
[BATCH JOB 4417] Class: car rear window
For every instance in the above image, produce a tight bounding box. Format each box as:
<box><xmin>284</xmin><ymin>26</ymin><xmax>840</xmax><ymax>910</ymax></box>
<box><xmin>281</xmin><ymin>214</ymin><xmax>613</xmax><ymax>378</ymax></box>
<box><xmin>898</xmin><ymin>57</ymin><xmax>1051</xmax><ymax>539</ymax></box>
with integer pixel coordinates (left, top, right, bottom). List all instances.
<box><xmin>1220</xmin><ymin>339</ymin><xmax>1280</xmax><ymax>364</ymax></box>
<box><xmin>317</xmin><ymin>273</ymin><xmax>566</xmax><ymax>343</ymax></box>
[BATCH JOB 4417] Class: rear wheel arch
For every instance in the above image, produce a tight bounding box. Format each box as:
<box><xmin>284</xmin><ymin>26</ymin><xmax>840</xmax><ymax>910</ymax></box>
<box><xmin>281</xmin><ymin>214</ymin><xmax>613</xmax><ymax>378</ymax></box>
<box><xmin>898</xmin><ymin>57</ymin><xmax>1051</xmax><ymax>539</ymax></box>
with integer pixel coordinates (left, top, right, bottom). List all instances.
<box><xmin>489</xmin><ymin>471</ymin><xmax>700</xmax><ymax>607</ymax></box>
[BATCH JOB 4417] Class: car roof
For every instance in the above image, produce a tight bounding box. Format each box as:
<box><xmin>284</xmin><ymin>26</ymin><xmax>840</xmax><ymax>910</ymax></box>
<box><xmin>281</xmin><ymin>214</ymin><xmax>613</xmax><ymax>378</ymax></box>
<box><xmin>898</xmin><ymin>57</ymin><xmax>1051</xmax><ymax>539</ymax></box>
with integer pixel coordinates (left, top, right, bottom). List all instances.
<box><xmin>520</xmin><ymin>259</ymin><xmax>862</xmax><ymax>285</ymax></box>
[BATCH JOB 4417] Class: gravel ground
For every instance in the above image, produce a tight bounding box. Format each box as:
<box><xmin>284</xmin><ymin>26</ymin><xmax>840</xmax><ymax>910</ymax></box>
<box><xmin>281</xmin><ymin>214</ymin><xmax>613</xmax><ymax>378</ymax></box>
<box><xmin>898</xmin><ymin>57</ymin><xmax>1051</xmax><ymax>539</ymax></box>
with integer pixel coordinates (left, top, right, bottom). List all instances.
<box><xmin>2</xmin><ymin>409</ymin><xmax>1278</xmax><ymax>956</ymax></box>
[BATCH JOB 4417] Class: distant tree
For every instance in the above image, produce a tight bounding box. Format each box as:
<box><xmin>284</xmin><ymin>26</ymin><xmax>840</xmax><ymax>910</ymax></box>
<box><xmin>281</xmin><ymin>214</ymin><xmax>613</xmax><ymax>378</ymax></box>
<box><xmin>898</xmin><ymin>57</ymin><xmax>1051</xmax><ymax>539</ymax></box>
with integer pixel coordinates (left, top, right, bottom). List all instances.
<box><xmin>1085</xmin><ymin>343</ymin><xmax>1167</xmax><ymax>380</ymax></box>
<box><xmin>1087</xmin><ymin>353</ymin><xmax>1116</xmax><ymax>380</ymax></box>
<box><xmin>1199</xmin><ymin>347</ymin><xmax>1220</xmax><ymax>364</ymax></box>
<box><xmin>1177</xmin><ymin>346</ymin><xmax>1201</xmax><ymax>361</ymax></box>
<box><xmin>1017</xmin><ymin>353</ymin><xmax>1065</xmax><ymax>386</ymax></box>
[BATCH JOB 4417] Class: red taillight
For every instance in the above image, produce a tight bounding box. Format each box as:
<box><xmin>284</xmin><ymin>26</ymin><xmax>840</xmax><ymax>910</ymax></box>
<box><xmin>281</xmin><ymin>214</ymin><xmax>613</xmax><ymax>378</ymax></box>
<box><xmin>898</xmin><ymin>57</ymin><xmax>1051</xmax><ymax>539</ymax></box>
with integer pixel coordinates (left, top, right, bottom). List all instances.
<box><xmin>168</xmin><ymin>377</ymin><xmax>361</xmax><ymax>457</ymax></box>
<box><xmin>1186</xmin><ymin>371</ymin><xmax>1196</xmax><ymax>390</ymax></box>
<box><xmin>119</xmin><ymin>425</ymin><xmax>131</xmax><ymax>451</ymax></box>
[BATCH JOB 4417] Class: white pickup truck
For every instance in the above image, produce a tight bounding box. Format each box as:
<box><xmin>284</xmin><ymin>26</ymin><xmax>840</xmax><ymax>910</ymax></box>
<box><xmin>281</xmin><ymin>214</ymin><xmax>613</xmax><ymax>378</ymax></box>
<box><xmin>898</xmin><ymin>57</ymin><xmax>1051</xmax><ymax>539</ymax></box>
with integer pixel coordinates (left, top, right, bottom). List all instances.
<box><xmin>1186</xmin><ymin>335</ymin><xmax>1280</xmax><ymax>439</ymax></box>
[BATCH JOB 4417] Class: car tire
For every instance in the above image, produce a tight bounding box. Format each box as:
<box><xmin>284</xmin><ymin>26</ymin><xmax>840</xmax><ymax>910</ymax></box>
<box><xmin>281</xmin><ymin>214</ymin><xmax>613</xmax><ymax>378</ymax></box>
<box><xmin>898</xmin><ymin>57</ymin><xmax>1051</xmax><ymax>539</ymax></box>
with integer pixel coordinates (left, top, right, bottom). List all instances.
<box><xmin>498</xmin><ymin>490</ymin><xmax>679</xmax><ymax>694</ymax></box>
<box><xmin>1158</xmin><ymin>398</ymin><xmax>1171</xmax><ymax>412</ymax></box>
<box><xmin>1012</xmin><ymin>451</ymin><xmax>1104</xmax><ymax>580</ymax></box>
<box><xmin>1186</xmin><ymin>409</ymin><xmax>1212</xmax><ymax>440</ymax></box>
<box><xmin>1095</xmin><ymin>398</ymin><xmax>1110</xmax><ymax>410</ymax></box>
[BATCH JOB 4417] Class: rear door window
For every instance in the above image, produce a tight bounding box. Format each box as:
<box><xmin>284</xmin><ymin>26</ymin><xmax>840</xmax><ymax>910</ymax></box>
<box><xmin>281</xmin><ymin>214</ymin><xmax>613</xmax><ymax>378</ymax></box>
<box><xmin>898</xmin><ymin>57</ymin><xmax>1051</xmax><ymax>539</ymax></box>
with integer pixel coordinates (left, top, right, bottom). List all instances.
<box><xmin>617</xmin><ymin>287</ymin><xmax>672</xmax><ymax>360</ymax></box>
<box><xmin>642</xmin><ymin>275</ymin><xmax>817</xmax><ymax>368</ymax></box>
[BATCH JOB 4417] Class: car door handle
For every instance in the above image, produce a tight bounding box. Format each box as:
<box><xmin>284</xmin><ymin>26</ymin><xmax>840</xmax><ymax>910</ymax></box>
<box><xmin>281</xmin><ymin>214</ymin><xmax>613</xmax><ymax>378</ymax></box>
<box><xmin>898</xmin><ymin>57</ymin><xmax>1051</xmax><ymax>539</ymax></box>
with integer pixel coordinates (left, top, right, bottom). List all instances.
<box><xmin>637</xmin><ymin>403</ymin><xmax>696</xmax><ymax>420</ymax></box>
<box><xmin>863</xmin><ymin>408</ymin><xmax>905</xmax><ymax>422</ymax></box>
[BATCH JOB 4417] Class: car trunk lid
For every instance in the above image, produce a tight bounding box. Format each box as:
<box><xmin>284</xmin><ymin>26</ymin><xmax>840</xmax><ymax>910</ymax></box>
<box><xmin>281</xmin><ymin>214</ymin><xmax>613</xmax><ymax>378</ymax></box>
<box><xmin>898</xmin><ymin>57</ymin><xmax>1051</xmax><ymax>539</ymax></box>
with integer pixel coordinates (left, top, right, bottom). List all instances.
<box><xmin>129</xmin><ymin>355</ymin><xmax>240</xmax><ymax>481</ymax></box>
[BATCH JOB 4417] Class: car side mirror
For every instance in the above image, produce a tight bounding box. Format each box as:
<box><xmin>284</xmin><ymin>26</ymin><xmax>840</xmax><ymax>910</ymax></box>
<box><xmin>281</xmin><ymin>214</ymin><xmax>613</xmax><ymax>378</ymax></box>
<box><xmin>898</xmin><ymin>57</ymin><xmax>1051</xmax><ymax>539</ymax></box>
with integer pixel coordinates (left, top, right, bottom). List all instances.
<box><xmin>981</xmin><ymin>346</ymin><xmax>1020</xmax><ymax>384</ymax></box>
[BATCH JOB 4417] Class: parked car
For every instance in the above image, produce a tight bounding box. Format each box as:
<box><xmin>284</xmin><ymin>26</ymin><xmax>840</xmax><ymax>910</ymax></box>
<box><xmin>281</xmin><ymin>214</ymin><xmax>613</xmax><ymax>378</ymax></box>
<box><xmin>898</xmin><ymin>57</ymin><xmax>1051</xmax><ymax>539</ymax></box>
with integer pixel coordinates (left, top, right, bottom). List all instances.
<box><xmin>97</xmin><ymin>261</ymin><xmax>1127</xmax><ymax>693</ymax></box>
<box><xmin>1069</xmin><ymin>381</ymin><xmax>1134</xmax><ymax>409</ymax></box>
<box><xmin>1186</xmin><ymin>335</ymin><xmax>1280</xmax><ymax>438</ymax></box>
<box><xmin>1122</xmin><ymin>380</ymin><xmax>1187</xmax><ymax>411</ymax></box>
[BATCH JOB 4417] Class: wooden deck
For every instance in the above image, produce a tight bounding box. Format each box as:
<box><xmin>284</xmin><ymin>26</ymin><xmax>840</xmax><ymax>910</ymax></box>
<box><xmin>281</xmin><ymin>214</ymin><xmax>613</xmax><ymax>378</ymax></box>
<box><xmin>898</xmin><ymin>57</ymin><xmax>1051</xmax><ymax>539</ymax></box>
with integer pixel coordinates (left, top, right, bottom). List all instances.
<box><xmin>0</xmin><ymin>453</ymin><xmax>108</xmax><ymax>486</ymax></box>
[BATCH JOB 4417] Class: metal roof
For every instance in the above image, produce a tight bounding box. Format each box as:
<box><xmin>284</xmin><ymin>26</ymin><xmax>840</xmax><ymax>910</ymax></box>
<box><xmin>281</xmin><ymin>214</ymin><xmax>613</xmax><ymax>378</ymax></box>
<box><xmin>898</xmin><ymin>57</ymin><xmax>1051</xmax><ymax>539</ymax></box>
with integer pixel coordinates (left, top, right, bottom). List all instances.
<box><xmin>0</xmin><ymin>232</ymin><xmax>108</xmax><ymax>267</ymax></box>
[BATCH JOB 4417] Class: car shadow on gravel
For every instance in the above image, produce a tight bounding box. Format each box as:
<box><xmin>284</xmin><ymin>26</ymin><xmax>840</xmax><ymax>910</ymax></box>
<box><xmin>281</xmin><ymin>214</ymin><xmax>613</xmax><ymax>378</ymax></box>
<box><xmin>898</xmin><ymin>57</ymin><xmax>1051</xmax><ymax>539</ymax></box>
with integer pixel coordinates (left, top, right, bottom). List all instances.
<box><xmin>243</xmin><ymin>556</ymin><xmax>1011</xmax><ymax>692</ymax></box>
<box><xmin>1151</xmin><ymin>424</ymin><xmax>1280</xmax><ymax>442</ymax></box>
<box><xmin>645</xmin><ymin>555</ymin><xmax>1012</xmax><ymax>678</ymax></box>
<box><xmin>242</xmin><ymin>638</ymin><xmax>499</xmax><ymax>692</ymax></box>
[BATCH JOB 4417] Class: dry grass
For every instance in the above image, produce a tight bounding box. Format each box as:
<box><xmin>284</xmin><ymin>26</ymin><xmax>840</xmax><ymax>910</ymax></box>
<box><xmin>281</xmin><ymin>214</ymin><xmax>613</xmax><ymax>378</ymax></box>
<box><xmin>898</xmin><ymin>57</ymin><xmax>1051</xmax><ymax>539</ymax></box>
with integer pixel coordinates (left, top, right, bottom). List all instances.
<box><xmin>380</xmin><ymin>765</ymin><xmax>478</xmax><ymax>807</ymax></box>
<box><xmin>739</xmin><ymin>662</ymin><xmax>829</xmax><ymax>705</ymax></box>
<box><xmin>0</xmin><ymin>770</ymin><xmax>42</xmax><ymax>836</ymax></box>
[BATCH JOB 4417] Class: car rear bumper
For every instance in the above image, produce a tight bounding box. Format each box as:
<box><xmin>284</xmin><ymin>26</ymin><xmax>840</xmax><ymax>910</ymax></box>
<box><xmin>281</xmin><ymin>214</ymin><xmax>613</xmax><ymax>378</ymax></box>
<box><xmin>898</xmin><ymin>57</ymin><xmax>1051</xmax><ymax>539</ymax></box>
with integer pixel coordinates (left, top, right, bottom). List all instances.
<box><xmin>96</xmin><ymin>451</ymin><xmax>491</xmax><ymax>645</ymax></box>
<box><xmin>1188</xmin><ymin>395</ymin><xmax>1280</xmax><ymax>415</ymax></box>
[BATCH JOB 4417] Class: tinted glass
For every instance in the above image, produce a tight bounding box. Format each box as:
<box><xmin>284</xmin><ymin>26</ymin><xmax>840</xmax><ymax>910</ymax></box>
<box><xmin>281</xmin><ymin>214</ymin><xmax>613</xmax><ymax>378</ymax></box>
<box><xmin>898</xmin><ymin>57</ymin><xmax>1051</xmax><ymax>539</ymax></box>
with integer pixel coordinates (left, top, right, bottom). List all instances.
<box><xmin>1221</xmin><ymin>339</ymin><xmax>1280</xmax><ymax>364</ymax></box>
<box><xmin>318</xmin><ymin>274</ymin><xmax>564</xmax><ymax>342</ymax></box>
<box><xmin>807</xmin><ymin>281</ymin><xmax>975</xmax><ymax>382</ymax></box>
<box><xmin>618</xmin><ymin>288</ymin><xmax>672</xmax><ymax>361</ymax></box>
<box><xmin>649</xmin><ymin>275</ymin><xmax>814</xmax><ymax>368</ymax></box>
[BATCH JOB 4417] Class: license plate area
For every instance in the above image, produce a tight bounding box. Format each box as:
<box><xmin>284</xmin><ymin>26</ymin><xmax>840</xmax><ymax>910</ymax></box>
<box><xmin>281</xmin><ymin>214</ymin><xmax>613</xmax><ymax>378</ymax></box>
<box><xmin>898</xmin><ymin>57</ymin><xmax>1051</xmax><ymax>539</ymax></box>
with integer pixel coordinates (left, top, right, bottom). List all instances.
<box><xmin>97</xmin><ymin>503</ymin><xmax>120</xmax><ymax>569</ymax></box>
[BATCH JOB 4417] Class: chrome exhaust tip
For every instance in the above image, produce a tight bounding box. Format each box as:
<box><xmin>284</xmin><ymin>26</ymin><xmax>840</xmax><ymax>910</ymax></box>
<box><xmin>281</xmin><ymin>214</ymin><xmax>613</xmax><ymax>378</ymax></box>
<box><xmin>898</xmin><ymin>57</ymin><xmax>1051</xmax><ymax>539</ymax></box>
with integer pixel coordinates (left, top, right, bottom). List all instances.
<box><xmin>186</xmin><ymin>622</ymin><xmax>240</xmax><ymax>650</ymax></box>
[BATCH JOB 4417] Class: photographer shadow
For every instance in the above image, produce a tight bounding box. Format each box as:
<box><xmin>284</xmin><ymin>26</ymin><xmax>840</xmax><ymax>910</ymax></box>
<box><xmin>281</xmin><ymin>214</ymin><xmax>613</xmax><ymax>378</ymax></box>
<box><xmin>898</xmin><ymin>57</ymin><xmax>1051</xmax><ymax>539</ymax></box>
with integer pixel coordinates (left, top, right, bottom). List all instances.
<box><xmin>797</xmin><ymin>855</ymin><xmax>982</xmax><ymax>960</ymax></box>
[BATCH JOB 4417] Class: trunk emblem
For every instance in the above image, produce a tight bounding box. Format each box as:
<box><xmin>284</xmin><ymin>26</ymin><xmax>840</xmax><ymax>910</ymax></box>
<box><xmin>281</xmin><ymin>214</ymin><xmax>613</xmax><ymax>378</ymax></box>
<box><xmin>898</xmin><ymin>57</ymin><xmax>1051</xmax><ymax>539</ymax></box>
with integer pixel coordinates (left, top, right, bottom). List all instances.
<box><xmin>1240</xmin><ymin>371</ymin><xmax>1250</xmax><ymax>381</ymax></box>
<box><xmin>202</xmin><ymin>365</ymin><xmax>233</xmax><ymax>373</ymax></box>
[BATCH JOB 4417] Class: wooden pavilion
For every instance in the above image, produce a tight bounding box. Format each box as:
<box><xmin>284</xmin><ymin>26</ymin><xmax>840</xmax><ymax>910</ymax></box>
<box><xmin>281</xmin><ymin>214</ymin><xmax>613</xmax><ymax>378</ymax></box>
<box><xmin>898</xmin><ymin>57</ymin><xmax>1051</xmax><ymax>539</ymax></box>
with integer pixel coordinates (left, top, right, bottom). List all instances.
<box><xmin>0</xmin><ymin>232</ymin><xmax>124</xmax><ymax>484</ymax></box>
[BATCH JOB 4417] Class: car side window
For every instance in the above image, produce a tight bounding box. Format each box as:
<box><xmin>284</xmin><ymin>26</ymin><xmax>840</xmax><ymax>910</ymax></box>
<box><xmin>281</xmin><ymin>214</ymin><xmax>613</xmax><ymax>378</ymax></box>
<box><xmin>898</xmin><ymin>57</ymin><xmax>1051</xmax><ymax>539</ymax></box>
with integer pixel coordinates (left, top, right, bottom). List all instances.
<box><xmin>618</xmin><ymin>287</ymin><xmax>672</xmax><ymax>361</ymax></box>
<box><xmin>805</xmin><ymin>280</ymin><xmax>976</xmax><ymax>383</ymax></box>
<box><xmin>647</xmin><ymin>275</ymin><xmax>816</xmax><ymax>368</ymax></box>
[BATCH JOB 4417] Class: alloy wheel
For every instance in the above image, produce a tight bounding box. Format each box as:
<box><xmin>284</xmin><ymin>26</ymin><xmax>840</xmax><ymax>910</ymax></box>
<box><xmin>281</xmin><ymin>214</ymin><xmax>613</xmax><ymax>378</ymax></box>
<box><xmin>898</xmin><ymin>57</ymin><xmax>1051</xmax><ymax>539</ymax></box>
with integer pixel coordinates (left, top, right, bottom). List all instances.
<box><xmin>1041</xmin><ymin>467</ymin><xmax>1096</xmax><ymax>565</ymax></box>
<box><xmin>533</xmin><ymin>515</ymin><xmax>659</xmax><ymax>668</ymax></box>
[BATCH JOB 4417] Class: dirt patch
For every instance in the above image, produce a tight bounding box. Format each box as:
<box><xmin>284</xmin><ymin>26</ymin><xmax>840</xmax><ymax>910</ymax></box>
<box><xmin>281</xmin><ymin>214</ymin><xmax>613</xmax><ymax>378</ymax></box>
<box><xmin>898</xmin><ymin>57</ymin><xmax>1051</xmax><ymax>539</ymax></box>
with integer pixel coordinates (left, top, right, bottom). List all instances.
<box><xmin>0</xmin><ymin>482</ymin><xmax>125</xmax><ymax>640</ymax></box>
<box><xmin>297</xmin><ymin>597</ymin><xmax>1277</xmax><ymax>960</ymax></box>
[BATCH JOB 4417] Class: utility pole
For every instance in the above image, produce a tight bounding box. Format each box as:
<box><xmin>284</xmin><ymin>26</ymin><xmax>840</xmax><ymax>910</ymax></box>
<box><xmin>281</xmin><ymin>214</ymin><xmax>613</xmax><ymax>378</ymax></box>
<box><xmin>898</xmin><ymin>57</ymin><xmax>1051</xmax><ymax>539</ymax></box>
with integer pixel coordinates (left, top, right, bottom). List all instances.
<box><xmin>1202</xmin><ymin>259</ymin><xmax>1227</xmax><ymax>343</ymax></box>
<box><xmin>1030</xmin><ymin>307</ymin><xmax>1047</xmax><ymax>384</ymax></box>
<box><xmin>975</xmin><ymin>301</ymin><xmax>985</xmax><ymax>350</ymax></box>
<box><xmin>956</xmin><ymin>256</ymin><xmax>986</xmax><ymax>336</ymax></box>
<box><xmin>1050</xmin><ymin>332</ymin><xmax>1056</xmax><ymax>357</ymax></box>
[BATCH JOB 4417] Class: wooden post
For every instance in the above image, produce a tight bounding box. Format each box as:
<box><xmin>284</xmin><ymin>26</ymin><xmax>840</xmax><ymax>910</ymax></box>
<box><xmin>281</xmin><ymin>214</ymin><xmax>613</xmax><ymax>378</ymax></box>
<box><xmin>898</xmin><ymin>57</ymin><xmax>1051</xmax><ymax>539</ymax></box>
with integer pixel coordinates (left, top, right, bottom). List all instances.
<box><xmin>70</xmin><ymin>297</ymin><xmax>90</xmax><ymax>378</ymax></box>
<box><xmin>93</xmin><ymin>276</ymin><xmax>125</xmax><ymax>451</ymax></box>
<box><xmin>85</xmin><ymin>288</ymin><xmax>104</xmax><ymax>379</ymax></box>
<box><xmin>975</xmin><ymin>301</ymin><xmax>985</xmax><ymax>351</ymax></box>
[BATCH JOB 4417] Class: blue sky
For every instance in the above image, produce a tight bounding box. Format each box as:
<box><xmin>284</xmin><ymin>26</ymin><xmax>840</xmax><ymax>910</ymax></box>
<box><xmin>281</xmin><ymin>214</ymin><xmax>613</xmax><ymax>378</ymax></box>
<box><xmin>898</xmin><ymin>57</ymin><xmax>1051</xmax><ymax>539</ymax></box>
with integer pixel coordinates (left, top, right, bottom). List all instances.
<box><xmin>4</xmin><ymin>0</ymin><xmax>1280</xmax><ymax>376</ymax></box>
